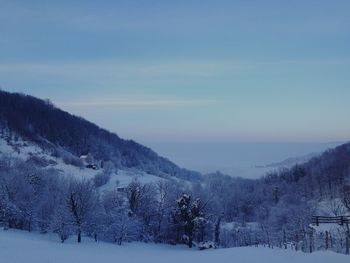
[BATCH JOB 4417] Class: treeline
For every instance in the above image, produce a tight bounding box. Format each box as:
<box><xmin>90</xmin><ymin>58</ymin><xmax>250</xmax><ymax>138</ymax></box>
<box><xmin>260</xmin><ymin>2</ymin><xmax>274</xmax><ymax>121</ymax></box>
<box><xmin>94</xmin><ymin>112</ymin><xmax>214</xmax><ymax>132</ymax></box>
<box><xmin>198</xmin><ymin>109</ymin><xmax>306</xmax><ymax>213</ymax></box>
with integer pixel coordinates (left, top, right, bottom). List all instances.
<box><xmin>0</xmin><ymin>90</ymin><xmax>201</xmax><ymax>181</ymax></box>
<box><xmin>0</xmin><ymin>156</ymin><xmax>215</xmax><ymax>248</ymax></box>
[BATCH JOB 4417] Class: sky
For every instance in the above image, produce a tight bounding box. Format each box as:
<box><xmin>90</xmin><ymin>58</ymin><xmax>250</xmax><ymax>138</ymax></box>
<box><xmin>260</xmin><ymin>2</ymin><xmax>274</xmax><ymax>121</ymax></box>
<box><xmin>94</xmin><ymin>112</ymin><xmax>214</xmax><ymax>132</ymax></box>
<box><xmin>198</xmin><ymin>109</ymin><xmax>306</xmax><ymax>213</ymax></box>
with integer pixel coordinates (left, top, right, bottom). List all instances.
<box><xmin>1</xmin><ymin>0</ymin><xmax>350</xmax><ymax>144</ymax></box>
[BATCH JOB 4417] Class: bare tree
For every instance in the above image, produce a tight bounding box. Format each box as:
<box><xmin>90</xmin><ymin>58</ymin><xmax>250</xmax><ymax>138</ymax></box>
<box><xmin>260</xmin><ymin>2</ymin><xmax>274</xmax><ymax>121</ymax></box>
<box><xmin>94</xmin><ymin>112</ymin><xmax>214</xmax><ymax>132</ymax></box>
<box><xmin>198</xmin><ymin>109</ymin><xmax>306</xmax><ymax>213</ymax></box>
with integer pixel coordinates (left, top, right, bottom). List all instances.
<box><xmin>66</xmin><ymin>179</ymin><xmax>97</xmax><ymax>243</ymax></box>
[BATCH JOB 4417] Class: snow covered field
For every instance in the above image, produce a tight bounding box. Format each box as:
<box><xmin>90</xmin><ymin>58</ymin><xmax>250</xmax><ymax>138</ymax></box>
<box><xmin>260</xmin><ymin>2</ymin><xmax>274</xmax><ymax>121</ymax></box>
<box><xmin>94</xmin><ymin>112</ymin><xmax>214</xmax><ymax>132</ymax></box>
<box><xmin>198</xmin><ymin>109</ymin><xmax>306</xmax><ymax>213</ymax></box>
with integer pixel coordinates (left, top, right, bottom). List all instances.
<box><xmin>0</xmin><ymin>230</ymin><xmax>348</xmax><ymax>263</ymax></box>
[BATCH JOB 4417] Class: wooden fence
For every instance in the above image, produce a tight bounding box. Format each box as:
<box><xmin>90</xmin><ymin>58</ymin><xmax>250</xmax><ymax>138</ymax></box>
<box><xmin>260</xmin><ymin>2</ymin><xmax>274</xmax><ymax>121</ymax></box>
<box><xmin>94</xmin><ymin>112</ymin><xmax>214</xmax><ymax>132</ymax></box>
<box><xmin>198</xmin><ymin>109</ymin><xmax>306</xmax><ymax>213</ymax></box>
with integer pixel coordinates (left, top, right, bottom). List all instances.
<box><xmin>312</xmin><ymin>216</ymin><xmax>350</xmax><ymax>226</ymax></box>
<box><xmin>312</xmin><ymin>215</ymin><xmax>350</xmax><ymax>254</ymax></box>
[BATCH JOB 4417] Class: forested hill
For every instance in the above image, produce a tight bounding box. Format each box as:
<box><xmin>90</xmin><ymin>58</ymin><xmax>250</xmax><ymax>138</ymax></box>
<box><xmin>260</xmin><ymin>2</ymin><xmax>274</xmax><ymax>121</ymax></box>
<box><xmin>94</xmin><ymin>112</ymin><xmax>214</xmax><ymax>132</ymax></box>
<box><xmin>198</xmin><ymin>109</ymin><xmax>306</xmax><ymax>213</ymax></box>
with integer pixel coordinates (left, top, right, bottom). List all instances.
<box><xmin>200</xmin><ymin>141</ymin><xmax>350</xmax><ymax>241</ymax></box>
<box><xmin>205</xmin><ymin>141</ymin><xmax>350</xmax><ymax>222</ymax></box>
<box><xmin>263</xmin><ymin>142</ymin><xmax>350</xmax><ymax>200</ymax></box>
<box><xmin>0</xmin><ymin>90</ymin><xmax>201</xmax><ymax>181</ymax></box>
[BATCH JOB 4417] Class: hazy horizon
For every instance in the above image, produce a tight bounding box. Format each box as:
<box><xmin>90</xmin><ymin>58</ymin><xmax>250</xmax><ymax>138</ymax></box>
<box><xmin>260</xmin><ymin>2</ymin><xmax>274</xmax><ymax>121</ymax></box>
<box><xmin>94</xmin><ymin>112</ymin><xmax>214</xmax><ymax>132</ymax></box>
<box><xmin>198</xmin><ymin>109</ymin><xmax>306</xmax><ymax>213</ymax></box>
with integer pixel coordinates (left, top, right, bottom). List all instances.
<box><xmin>148</xmin><ymin>141</ymin><xmax>344</xmax><ymax>178</ymax></box>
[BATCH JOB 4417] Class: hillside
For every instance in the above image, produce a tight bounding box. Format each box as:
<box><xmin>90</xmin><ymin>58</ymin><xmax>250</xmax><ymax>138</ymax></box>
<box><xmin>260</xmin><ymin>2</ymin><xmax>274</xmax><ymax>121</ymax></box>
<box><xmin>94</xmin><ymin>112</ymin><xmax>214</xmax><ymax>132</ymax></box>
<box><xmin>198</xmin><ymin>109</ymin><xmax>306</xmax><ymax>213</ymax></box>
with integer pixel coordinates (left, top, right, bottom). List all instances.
<box><xmin>0</xmin><ymin>90</ymin><xmax>201</xmax><ymax>181</ymax></box>
<box><xmin>201</xmin><ymin>141</ymin><xmax>350</xmax><ymax>253</ymax></box>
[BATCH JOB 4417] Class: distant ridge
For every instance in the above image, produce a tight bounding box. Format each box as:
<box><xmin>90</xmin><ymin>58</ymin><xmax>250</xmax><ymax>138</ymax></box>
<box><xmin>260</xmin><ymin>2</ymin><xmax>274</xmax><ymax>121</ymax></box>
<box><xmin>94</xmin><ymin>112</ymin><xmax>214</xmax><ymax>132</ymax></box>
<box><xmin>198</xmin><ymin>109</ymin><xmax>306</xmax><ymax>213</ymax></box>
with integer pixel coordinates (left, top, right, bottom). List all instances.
<box><xmin>0</xmin><ymin>90</ymin><xmax>202</xmax><ymax>181</ymax></box>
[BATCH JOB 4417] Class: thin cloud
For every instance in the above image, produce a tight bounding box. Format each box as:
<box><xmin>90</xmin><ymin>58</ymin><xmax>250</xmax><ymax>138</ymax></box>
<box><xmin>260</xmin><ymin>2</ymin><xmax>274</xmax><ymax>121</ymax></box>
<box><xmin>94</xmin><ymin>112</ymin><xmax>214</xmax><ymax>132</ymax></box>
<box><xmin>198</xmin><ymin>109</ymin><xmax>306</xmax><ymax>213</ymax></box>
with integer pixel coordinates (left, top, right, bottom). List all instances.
<box><xmin>0</xmin><ymin>58</ymin><xmax>347</xmax><ymax>79</ymax></box>
<box><xmin>0</xmin><ymin>60</ymin><xmax>243</xmax><ymax>77</ymax></box>
<box><xmin>58</xmin><ymin>97</ymin><xmax>219</xmax><ymax>109</ymax></box>
<box><xmin>256</xmin><ymin>59</ymin><xmax>350</xmax><ymax>66</ymax></box>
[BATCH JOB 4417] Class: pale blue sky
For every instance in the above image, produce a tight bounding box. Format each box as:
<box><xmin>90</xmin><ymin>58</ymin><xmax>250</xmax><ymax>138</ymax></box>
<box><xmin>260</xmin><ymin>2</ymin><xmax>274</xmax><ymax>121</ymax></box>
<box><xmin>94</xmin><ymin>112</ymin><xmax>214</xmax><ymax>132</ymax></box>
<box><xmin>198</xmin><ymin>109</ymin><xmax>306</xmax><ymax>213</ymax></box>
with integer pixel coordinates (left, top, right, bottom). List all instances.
<box><xmin>1</xmin><ymin>0</ymin><xmax>349</xmax><ymax>143</ymax></box>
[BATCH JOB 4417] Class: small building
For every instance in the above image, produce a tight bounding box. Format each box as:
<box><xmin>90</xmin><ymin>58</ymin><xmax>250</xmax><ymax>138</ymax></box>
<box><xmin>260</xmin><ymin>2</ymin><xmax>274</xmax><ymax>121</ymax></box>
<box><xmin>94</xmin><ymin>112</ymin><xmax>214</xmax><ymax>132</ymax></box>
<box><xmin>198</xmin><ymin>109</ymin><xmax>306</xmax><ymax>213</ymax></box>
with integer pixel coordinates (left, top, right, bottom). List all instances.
<box><xmin>86</xmin><ymin>164</ymin><xmax>98</xmax><ymax>170</ymax></box>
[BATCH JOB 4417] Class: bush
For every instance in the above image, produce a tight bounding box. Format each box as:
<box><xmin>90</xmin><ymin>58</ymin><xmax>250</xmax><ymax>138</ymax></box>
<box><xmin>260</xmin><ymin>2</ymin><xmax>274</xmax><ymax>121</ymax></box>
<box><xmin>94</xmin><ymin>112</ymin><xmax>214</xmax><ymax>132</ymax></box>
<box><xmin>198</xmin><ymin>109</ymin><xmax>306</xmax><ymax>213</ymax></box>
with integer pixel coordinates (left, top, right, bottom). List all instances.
<box><xmin>93</xmin><ymin>172</ymin><xmax>111</xmax><ymax>187</ymax></box>
<box><xmin>198</xmin><ymin>241</ymin><xmax>216</xmax><ymax>250</ymax></box>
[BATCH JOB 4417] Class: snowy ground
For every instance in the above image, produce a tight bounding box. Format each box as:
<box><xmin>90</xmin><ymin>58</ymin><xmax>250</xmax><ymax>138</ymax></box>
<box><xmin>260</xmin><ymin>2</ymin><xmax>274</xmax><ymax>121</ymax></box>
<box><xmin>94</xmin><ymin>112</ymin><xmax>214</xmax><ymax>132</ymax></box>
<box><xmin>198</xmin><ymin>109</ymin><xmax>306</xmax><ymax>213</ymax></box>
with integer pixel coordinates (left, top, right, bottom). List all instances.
<box><xmin>102</xmin><ymin>169</ymin><xmax>166</xmax><ymax>190</ymax></box>
<box><xmin>0</xmin><ymin>230</ymin><xmax>348</xmax><ymax>263</ymax></box>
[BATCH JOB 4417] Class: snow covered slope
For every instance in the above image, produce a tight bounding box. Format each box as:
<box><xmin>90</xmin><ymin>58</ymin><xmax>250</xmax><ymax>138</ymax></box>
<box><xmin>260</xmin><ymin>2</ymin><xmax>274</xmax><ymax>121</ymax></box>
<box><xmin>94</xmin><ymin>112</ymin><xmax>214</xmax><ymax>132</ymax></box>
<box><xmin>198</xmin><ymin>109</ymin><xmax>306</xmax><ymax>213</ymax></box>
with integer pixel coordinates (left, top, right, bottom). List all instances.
<box><xmin>0</xmin><ymin>136</ymin><xmax>166</xmax><ymax>190</ymax></box>
<box><xmin>0</xmin><ymin>229</ymin><xmax>348</xmax><ymax>263</ymax></box>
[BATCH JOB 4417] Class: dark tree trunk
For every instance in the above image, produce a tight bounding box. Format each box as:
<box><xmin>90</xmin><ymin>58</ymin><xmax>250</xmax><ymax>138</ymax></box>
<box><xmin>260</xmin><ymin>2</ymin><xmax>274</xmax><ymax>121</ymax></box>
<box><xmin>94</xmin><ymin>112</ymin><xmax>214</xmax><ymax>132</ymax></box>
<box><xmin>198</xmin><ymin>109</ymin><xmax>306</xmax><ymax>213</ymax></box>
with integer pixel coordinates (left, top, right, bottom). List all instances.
<box><xmin>215</xmin><ymin>215</ymin><xmax>222</xmax><ymax>246</ymax></box>
<box><xmin>77</xmin><ymin>230</ymin><xmax>81</xmax><ymax>243</ymax></box>
<box><xmin>188</xmin><ymin>235</ymin><xmax>193</xmax><ymax>248</ymax></box>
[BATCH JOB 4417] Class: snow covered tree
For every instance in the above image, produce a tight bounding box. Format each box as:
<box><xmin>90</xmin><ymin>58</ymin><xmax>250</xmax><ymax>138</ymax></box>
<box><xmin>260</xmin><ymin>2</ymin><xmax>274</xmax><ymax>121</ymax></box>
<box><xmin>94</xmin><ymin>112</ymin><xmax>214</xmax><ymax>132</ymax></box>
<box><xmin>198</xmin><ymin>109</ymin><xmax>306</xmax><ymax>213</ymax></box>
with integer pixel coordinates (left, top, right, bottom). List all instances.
<box><xmin>126</xmin><ymin>180</ymin><xmax>157</xmax><ymax>234</ymax></box>
<box><xmin>101</xmin><ymin>187</ymin><xmax>142</xmax><ymax>244</ymax></box>
<box><xmin>51</xmin><ymin>205</ymin><xmax>72</xmax><ymax>243</ymax></box>
<box><xmin>152</xmin><ymin>180</ymin><xmax>181</xmax><ymax>242</ymax></box>
<box><xmin>66</xmin><ymin>179</ymin><xmax>98</xmax><ymax>243</ymax></box>
<box><xmin>174</xmin><ymin>194</ymin><xmax>206</xmax><ymax>248</ymax></box>
<box><xmin>214</xmin><ymin>214</ymin><xmax>223</xmax><ymax>246</ymax></box>
<box><xmin>105</xmin><ymin>211</ymin><xmax>142</xmax><ymax>245</ymax></box>
<box><xmin>0</xmin><ymin>186</ymin><xmax>17</xmax><ymax>230</ymax></box>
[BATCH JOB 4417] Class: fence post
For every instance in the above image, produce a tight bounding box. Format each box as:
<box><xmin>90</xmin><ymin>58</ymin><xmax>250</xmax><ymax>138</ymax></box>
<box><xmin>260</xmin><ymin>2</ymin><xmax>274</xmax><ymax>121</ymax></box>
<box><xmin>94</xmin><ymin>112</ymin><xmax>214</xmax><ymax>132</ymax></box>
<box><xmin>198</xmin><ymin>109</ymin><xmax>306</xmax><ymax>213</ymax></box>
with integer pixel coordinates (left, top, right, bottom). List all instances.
<box><xmin>325</xmin><ymin>231</ymin><xmax>329</xmax><ymax>250</ymax></box>
<box><xmin>309</xmin><ymin>230</ymin><xmax>313</xmax><ymax>253</ymax></box>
